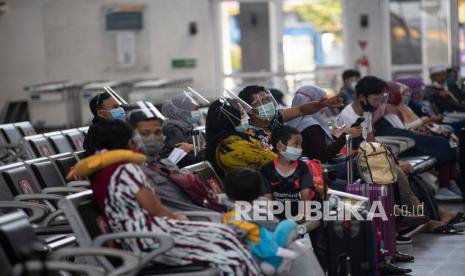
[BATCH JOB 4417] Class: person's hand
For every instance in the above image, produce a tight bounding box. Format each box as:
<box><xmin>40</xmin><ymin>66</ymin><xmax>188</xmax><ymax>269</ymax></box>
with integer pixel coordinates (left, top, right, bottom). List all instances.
<box><xmin>398</xmin><ymin>160</ymin><xmax>413</xmax><ymax>173</ymax></box>
<box><xmin>176</xmin><ymin>143</ymin><xmax>194</xmax><ymax>153</ymax></box>
<box><xmin>421</xmin><ymin>116</ymin><xmax>431</xmax><ymax>125</ymax></box>
<box><xmin>344</xmin><ymin>126</ymin><xmax>363</xmax><ymax>138</ymax></box>
<box><xmin>175</xmin><ymin>214</ymin><xmax>189</xmax><ymax>221</ymax></box>
<box><xmin>326</xmin><ymin>96</ymin><xmax>344</xmax><ymax>109</ymax></box>
<box><xmin>431</xmin><ymin>114</ymin><xmax>443</xmax><ymax>123</ymax></box>
<box><xmin>439</xmin><ymin>90</ymin><xmax>450</xmax><ymax>98</ymax></box>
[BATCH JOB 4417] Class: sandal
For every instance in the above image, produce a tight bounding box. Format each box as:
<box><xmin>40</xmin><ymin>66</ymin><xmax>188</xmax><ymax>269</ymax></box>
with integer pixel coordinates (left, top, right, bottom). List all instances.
<box><xmin>448</xmin><ymin>212</ymin><xmax>465</xmax><ymax>225</ymax></box>
<box><xmin>431</xmin><ymin>224</ymin><xmax>464</xmax><ymax>234</ymax></box>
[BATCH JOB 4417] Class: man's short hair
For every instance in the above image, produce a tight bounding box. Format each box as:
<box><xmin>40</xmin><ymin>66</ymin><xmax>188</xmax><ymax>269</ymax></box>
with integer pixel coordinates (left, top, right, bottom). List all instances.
<box><xmin>238</xmin><ymin>85</ymin><xmax>267</xmax><ymax>105</ymax></box>
<box><xmin>342</xmin><ymin>69</ymin><xmax>361</xmax><ymax>82</ymax></box>
<box><xmin>89</xmin><ymin>92</ymin><xmax>111</xmax><ymax>116</ymax></box>
<box><xmin>355</xmin><ymin>76</ymin><xmax>388</xmax><ymax>97</ymax></box>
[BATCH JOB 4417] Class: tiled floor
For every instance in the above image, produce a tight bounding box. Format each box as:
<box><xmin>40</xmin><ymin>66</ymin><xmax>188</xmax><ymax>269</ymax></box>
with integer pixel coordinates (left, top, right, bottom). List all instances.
<box><xmin>397</xmin><ymin>203</ymin><xmax>465</xmax><ymax>276</ymax></box>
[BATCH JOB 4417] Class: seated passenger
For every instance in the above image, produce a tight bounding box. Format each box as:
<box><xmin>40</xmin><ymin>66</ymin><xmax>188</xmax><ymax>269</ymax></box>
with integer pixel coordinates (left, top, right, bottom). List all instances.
<box><xmin>223</xmin><ymin>168</ymin><xmax>300</xmax><ymax>275</ymax></box>
<box><xmin>260</xmin><ymin>125</ymin><xmax>319</xmax><ymax>220</ymax></box>
<box><xmin>161</xmin><ymin>93</ymin><xmax>204</xmax><ymax>167</ymax></box>
<box><xmin>288</xmin><ymin>85</ymin><xmax>363</xmax><ymax>190</ymax></box>
<box><xmin>424</xmin><ymin>66</ymin><xmax>465</xmax><ymax>113</ymax></box>
<box><xmin>446</xmin><ymin>67</ymin><xmax>465</xmax><ymax>103</ymax></box>
<box><xmin>373</xmin><ymin>82</ymin><xmax>462</xmax><ymax>202</ymax></box>
<box><xmin>83</xmin><ymin>92</ymin><xmax>125</xmax><ymax>156</ymax></box>
<box><xmin>74</xmin><ymin>119</ymin><xmax>260</xmax><ymax>275</ymax></box>
<box><xmin>397</xmin><ymin>77</ymin><xmax>465</xmax><ymax>135</ymax></box>
<box><xmin>205</xmin><ymin>98</ymin><xmax>277</xmax><ymax>176</ymax></box>
<box><xmin>339</xmin><ymin>69</ymin><xmax>361</xmax><ymax>106</ymax></box>
<box><xmin>237</xmin><ymin>85</ymin><xmax>342</xmax><ymax>144</ymax></box>
<box><xmin>128</xmin><ymin>110</ymin><xmax>210</xmax><ymax>211</ymax></box>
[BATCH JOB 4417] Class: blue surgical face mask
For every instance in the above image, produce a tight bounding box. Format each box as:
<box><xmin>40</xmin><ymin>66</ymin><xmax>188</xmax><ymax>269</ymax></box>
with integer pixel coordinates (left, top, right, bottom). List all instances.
<box><xmin>110</xmin><ymin>107</ymin><xmax>126</xmax><ymax>121</ymax></box>
<box><xmin>280</xmin><ymin>145</ymin><xmax>302</xmax><ymax>161</ymax></box>
<box><xmin>256</xmin><ymin>102</ymin><xmax>276</xmax><ymax>121</ymax></box>
<box><xmin>350</xmin><ymin>81</ymin><xmax>358</xmax><ymax>91</ymax></box>
<box><xmin>189</xmin><ymin>110</ymin><xmax>201</xmax><ymax>124</ymax></box>
<box><xmin>235</xmin><ymin>117</ymin><xmax>250</xmax><ymax>133</ymax></box>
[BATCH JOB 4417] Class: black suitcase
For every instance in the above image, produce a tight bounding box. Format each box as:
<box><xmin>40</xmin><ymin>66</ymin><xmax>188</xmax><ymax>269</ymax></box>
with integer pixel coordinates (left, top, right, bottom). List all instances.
<box><xmin>326</xmin><ymin>135</ymin><xmax>379</xmax><ymax>276</ymax></box>
<box><xmin>326</xmin><ymin>219</ymin><xmax>378</xmax><ymax>276</ymax></box>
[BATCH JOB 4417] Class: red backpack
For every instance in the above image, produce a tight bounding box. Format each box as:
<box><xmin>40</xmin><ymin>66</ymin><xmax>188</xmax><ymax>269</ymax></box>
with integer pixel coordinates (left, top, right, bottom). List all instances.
<box><xmin>305</xmin><ymin>159</ymin><xmax>326</xmax><ymax>196</ymax></box>
<box><xmin>148</xmin><ymin>164</ymin><xmax>225</xmax><ymax>212</ymax></box>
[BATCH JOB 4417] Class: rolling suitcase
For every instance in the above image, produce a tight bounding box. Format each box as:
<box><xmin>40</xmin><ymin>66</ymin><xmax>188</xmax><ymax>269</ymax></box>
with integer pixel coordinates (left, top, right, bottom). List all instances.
<box><xmin>345</xmin><ymin>135</ymin><xmax>396</xmax><ymax>261</ymax></box>
<box><xmin>326</xmin><ymin>135</ymin><xmax>380</xmax><ymax>276</ymax></box>
<box><xmin>326</xmin><ymin>217</ymin><xmax>378</xmax><ymax>276</ymax></box>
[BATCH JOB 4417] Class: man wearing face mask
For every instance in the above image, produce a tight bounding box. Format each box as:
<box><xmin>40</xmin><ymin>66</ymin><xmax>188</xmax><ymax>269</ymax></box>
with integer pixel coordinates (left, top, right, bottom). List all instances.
<box><xmin>83</xmin><ymin>92</ymin><xmax>126</xmax><ymax>156</ymax></box>
<box><xmin>424</xmin><ymin>66</ymin><xmax>465</xmax><ymax>113</ymax></box>
<box><xmin>128</xmin><ymin>110</ymin><xmax>210</xmax><ymax>211</ymax></box>
<box><xmin>339</xmin><ymin>69</ymin><xmax>361</xmax><ymax>107</ymax></box>
<box><xmin>336</xmin><ymin>76</ymin><xmax>387</xmax><ymax>144</ymax></box>
<box><xmin>238</xmin><ymin>85</ymin><xmax>343</xmax><ymax>145</ymax></box>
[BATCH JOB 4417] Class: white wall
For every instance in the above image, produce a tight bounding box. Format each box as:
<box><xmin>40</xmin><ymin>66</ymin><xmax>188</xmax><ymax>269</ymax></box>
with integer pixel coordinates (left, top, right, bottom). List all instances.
<box><xmin>342</xmin><ymin>0</ymin><xmax>390</xmax><ymax>79</ymax></box>
<box><xmin>0</xmin><ymin>0</ymin><xmax>217</xmax><ymax>106</ymax></box>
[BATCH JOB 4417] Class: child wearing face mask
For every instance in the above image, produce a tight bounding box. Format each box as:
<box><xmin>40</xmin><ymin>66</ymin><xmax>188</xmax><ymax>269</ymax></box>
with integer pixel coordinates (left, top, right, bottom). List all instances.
<box><xmin>260</xmin><ymin>125</ymin><xmax>318</xmax><ymax>220</ymax></box>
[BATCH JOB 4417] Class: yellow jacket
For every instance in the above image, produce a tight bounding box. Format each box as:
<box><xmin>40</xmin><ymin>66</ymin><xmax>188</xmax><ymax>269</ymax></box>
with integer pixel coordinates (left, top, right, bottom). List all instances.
<box><xmin>216</xmin><ymin>135</ymin><xmax>277</xmax><ymax>174</ymax></box>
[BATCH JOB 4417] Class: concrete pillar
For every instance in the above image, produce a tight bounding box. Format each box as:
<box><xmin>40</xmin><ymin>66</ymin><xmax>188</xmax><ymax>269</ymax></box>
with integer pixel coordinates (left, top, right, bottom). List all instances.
<box><xmin>342</xmin><ymin>0</ymin><xmax>390</xmax><ymax>79</ymax></box>
<box><xmin>239</xmin><ymin>2</ymin><xmax>271</xmax><ymax>72</ymax></box>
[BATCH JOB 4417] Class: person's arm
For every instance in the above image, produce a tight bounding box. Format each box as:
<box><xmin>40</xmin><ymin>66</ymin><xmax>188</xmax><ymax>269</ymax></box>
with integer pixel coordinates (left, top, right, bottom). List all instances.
<box><xmin>302</xmin><ymin>126</ymin><xmax>346</xmax><ymax>163</ymax></box>
<box><xmin>281</xmin><ymin>96</ymin><xmax>342</xmax><ymax>122</ymax></box>
<box><xmin>163</xmin><ymin>124</ymin><xmax>191</xmax><ymax>148</ymax></box>
<box><xmin>135</xmin><ymin>187</ymin><xmax>179</xmax><ymax>219</ymax></box>
<box><xmin>366</xmin><ymin>132</ymin><xmax>376</xmax><ymax>142</ymax></box>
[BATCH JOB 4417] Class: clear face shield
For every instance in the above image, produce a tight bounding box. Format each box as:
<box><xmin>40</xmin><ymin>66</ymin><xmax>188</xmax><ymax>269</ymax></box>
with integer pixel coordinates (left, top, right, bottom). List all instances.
<box><xmin>127</xmin><ymin>101</ymin><xmax>166</xmax><ymax>157</ymax></box>
<box><xmin>222</xmin><ymin>90</ymin><xmax>251</xmax><ymax>132</ymax></box>
<box><xmin>399</xmin><ymin>84</ymin><xmax>412</xmax><ymax>106</ymax></box>
<box><xmin>167</xmin><ymin>87</ymin><xmax>210</xmax><ymax>125</ymax></box>
<box><xmin>250</xmin><ymin>89</ymin><xmax>280</xmax><ymax>121</ymax></box>
<box><xmin>97</xmin><ymin>86</ymin><xmax>128</xmax><ymax>120</ymax></box>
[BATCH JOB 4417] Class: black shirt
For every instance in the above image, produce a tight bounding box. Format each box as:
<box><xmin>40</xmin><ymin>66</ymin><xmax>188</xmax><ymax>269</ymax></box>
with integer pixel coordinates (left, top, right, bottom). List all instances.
<box><xmin>260</xmin><ymin>160</ymin><xmax>315</xmax><ymax>219</ymax></box>
<box><xmin>83</xmin><ymin>116</ymin><xmax>106</xmax><ymax>157</ymax></box>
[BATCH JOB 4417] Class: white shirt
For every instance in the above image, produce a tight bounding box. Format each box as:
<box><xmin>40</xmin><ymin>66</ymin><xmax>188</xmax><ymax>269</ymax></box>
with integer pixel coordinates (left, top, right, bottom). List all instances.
<box><xmin>337</xmin><ymin>104</ymin><xmax>373</xmax><ymax>140</ymax></box>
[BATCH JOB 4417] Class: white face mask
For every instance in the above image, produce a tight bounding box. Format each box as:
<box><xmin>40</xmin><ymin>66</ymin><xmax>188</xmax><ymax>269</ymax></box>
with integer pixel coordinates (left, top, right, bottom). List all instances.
<box><xmin>280</xmin><ymin>145</ymin><xmax>302</xmax><ymax>161</ymax></box>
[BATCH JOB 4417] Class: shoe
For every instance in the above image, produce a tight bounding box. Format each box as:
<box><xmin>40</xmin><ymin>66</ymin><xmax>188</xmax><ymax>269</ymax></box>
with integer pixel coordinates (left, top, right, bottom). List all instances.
<box><xmin>449</xmin><ymin>181</ymin><xmax>463</xmax><ymax>196</ymax></box>
<box><xmin>396</xmin><ymin>235</ymin><xmax>412</xmax><ymax>245</ymax></box>
<box><xmin>395</xmin><ymin>251</ymin><xmax>414</xmax><ymax>262</ymax></box>
<box><xmin>386</xmin><ymin>263</ymin><xmax>412</xmax><ymax>275</ymax></box>
<box><xmin>435</xmin><ymin>187</ymin><xmax>463</xmax><ymax>201</ymax></box>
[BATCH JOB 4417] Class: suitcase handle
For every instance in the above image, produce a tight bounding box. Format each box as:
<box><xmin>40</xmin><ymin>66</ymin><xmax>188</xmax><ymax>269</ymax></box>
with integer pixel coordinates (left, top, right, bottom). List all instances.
<box><xmin>346</xmin><ymin>134</ymin><xmax>353</xmax><ymax>185</ymax></box>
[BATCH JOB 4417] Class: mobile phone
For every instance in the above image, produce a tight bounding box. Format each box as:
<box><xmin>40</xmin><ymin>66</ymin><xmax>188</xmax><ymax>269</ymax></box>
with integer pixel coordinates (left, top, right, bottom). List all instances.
<box><xmin>351</xmin><ymin>117</ymin><xmax>365</xmax><ymax>127</ymax></box>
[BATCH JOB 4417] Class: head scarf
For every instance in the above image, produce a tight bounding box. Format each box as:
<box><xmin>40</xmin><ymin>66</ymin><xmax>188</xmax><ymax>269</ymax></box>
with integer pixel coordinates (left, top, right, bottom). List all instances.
<box><xmin>395</xmin><ymin>77</ymin><xmax>425</xmax><ymax>102</ymax></box>
<box><xmin>373</xmin><ymin>81</ymin><xmax>404</xmax><ymax>124</ymax></box>
<box><xmin>288</xmin><ymin>85</ymin><xmax>333</xmax><ymax>141</ymax></box>
<box><xmin>161</xmin><ymin>93</ymin><xmax>197</xmax><ymax>129</ymax></box>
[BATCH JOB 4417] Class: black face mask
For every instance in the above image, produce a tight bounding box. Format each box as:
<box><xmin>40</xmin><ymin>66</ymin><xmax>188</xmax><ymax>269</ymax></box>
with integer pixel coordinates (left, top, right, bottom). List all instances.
<box><xmin>361</xmin><ymin>98</ymin><xmax>376</xmax><ymax>113</ymax></box>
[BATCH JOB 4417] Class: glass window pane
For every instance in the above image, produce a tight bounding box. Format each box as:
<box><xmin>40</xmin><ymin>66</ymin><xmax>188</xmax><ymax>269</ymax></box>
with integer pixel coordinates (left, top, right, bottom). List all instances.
<box><xmin>390</xmin><ymin>0</ymin><xmax>422</xmax><ymax>65</ymax></box>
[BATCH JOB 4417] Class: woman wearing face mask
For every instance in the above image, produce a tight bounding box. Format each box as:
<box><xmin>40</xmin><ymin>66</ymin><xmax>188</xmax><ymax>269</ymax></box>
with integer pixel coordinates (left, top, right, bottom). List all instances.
<box><xmin>74</xmin><ymin>119</ymin><xmax>260</xmax><ymax>275</ymax></box>
<box><xmin>205</xmin><ymin>98</ymin><xmax>277</xmax><ymax>176</ymax></box>
<box><xmin>287</xmin><ymin>85</ymin><xmax>363</xmax><ymax>190</ymax></box>
<box><xmin>373</xmin><ymin>82</ymin><xmax>463</xmax><ymax>203</ymax></box>
<box><xmin>161</xmin><ymin>93</ymin><xmax>205</xmax><ymax>168</ymax></box>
